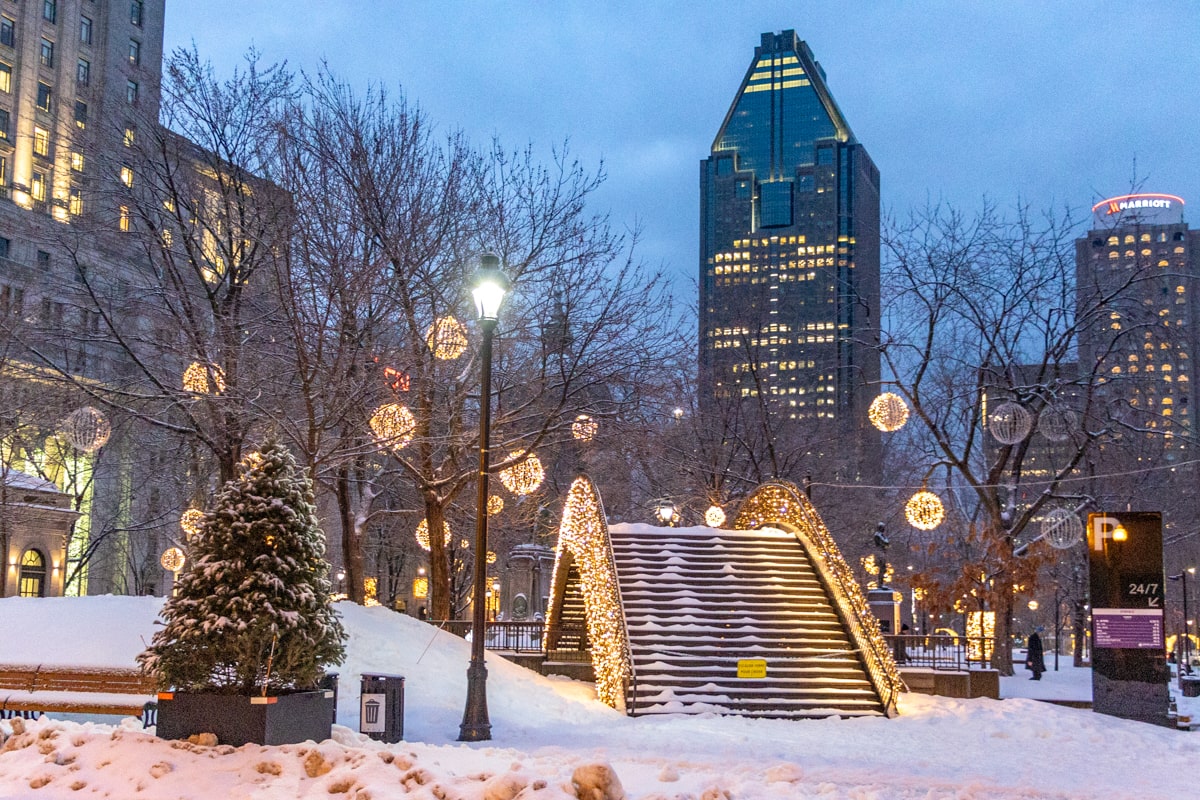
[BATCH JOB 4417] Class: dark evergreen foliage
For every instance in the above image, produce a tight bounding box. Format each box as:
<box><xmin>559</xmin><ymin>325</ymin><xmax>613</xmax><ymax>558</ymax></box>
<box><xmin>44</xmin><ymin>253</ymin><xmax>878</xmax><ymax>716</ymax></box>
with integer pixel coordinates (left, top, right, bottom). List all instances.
<box><xmin>139</xmin><ymin>438</ymin><xmax>346</xmax><ymax>694</ymax></box>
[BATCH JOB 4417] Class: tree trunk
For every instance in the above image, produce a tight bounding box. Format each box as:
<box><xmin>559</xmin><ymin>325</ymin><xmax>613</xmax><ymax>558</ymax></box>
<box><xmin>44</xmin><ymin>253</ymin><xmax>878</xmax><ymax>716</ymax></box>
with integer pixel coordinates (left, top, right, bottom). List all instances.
<box><xmin>335</xmin><ymin>465</ymin><xmax>365</xmax><ymax>603</ymax></box>
<box><xmin>425</xmin><ymin>494</ymin><xmax>452</xmax><ymax>620</ymax></box>
<box><xmin>1073</xmin><ymin>598</ymin><xmax>1088</xmax><ymax>667</ymax></box>
<box><xmin>995</xmin><ymin>588</ymin><xmax>1015</xmax><ymax>676</ymax></box>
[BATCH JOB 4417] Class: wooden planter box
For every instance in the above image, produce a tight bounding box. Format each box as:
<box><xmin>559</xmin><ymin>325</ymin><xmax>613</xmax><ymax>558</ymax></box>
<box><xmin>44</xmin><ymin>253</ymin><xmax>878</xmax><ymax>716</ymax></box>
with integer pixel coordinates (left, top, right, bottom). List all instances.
<box><xmin>155</xmin><ymin>689</ymin><xmax>335</xmax><ymax>746</ymax></box>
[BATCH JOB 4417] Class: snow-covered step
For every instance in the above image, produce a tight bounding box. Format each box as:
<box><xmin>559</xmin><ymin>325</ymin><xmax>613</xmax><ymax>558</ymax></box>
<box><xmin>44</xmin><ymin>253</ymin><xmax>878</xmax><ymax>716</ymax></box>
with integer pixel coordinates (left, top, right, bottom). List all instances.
<box><xmin>609</xmin><ymin>525</ymin><xmax>885</xmax><ymax>719</ymax></box>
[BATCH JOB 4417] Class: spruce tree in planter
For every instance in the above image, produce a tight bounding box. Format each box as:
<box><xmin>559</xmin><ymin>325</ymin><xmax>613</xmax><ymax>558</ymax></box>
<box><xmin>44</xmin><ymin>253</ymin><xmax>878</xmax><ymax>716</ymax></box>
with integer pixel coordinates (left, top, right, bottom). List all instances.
<box><xmin>140</xmin><ymin>438</ymin><xmax>346</xmax><ymax>746</ymax></box>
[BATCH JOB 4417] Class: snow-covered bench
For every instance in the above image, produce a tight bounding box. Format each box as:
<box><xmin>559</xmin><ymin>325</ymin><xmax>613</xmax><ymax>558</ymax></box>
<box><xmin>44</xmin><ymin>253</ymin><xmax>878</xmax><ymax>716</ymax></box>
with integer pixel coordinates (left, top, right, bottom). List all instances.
<box><xmin>0</xmin><ymin>665</ymin><xmax>157</xmax><ymax>725</ymax></box>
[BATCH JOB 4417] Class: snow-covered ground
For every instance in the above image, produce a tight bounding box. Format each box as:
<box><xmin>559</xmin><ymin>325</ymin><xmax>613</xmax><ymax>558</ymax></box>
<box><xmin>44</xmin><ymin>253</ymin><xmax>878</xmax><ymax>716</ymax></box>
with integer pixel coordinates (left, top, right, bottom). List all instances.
<box><xmin>1</xmin><ymin>596</ymin><xmax>1197</xmax><ymax>799</ymax></box>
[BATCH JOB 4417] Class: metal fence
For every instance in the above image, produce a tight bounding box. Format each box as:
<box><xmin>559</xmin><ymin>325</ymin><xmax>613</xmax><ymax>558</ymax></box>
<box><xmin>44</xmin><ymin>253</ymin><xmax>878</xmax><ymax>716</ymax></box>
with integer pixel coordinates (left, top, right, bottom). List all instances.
<box><xmin>884</xmin><ymin>633</ymin><xmax>998</xmax><ymax>670</ymax></box>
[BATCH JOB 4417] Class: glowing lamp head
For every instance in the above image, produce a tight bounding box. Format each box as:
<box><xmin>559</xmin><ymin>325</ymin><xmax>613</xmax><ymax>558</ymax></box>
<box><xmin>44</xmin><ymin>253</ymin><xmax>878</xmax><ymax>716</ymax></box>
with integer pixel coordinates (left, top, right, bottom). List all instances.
<box><xmin>1112</xmin><ymin>524</ymin><xmax>1128</xmax><ymax>542</ymax></box>
<box><xmin>471</xmin><ymin>254</ymin><xmax>510</xmax><ymax>322</ymax></box>
<box><xmin>654</xmin><ymin>500</ymin><xmax>678</xmax><ymax>526</ymax></box>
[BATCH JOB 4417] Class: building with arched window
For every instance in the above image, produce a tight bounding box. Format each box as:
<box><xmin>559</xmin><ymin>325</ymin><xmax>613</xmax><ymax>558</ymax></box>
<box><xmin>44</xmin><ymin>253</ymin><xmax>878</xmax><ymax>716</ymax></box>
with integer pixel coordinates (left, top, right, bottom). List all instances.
<box><xmin>1</xmin><ymin>470</ymin><xmax>77</xmax><ymax>597</ymax></box>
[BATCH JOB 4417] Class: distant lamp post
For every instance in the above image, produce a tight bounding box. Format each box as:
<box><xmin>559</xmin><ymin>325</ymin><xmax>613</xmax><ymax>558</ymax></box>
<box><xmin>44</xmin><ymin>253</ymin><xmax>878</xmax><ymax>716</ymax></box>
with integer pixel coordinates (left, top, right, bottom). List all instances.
<box><xmin>460</xmin><ymin>254</ymin><xmax>509</xmax><ymax>742</ymax></box>
<box><xmin>654</xmin><ymin>500</ymin><xmax>678</xmax><ymax>527</ymax></box>
<box><xmin>1169</xmin><ymin>567</ymin><xmax>1196</xmax><ymax>677</ymax></box>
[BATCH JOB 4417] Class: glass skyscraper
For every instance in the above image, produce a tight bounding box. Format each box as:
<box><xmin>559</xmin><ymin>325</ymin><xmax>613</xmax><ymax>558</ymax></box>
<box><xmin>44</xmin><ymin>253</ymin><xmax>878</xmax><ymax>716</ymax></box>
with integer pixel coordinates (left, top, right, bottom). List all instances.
<box><xmin>699</xmin><ymin>30</ymin><xmax>880</xmax><ymax>481</ymax></box>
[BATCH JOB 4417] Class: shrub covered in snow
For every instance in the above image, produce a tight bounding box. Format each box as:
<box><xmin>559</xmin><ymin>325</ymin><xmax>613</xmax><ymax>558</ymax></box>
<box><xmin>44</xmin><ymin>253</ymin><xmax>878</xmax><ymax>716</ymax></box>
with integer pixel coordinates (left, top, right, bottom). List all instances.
<box><xmin>139</xmin><ymin>438</ymin><xmax>346</xmax><ymax>694</ymax></box>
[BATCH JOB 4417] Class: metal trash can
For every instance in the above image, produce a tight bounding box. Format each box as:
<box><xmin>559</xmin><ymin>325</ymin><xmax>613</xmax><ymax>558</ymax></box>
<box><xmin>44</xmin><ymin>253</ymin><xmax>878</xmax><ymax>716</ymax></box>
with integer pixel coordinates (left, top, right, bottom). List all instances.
<box><xmin>360</xmin><ymin>673</ymin><xmax>404</xmax><ymax>743</ymax></box>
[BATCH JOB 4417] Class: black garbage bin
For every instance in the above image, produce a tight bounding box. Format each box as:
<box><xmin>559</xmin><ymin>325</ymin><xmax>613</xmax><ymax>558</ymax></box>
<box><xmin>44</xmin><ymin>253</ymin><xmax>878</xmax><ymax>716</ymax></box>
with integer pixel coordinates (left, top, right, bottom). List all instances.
<box><xmin>360</xmin><ymin>673</ymin><xmax>404</xmax><ymax>743</ymax></box>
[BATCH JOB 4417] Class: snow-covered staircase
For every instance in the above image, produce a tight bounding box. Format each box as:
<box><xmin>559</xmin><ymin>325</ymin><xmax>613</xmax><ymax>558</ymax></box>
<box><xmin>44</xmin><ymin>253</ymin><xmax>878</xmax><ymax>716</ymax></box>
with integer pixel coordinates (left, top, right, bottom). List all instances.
<box><xmin>610</xmin><ymin>525</ymin><xmax>887</xmax><ymax>718</ymax></box>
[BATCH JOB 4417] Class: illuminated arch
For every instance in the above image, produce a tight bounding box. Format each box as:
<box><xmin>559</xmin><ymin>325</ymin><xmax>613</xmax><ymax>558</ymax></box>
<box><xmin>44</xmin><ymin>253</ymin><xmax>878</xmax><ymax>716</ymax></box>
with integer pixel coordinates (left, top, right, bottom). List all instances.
<box><xmin>735</xmin><ymin>481</ymin><xmax>903</xmax><ymax>716</ymax></box>
<box><xmin>544</xmin><ymin>475</ymin><xmax>631</xmax><ymax>708</ymax></box>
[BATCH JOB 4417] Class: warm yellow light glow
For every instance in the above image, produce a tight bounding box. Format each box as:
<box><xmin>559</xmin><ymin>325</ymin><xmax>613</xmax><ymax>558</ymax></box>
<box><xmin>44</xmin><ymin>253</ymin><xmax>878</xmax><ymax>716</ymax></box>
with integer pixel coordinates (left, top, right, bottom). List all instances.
<box><xmin>704</xmin><ymin>505</ymin><xmax>726</xmax><ymax>527</ymax></box>
<box><xmin>364</xmin><ymin>577</ymin><xmax>379</xmax><ymax>606</ymax></box>
<box><xmin>546</xmin><ymin>476</ymin><xmax>631</xmax><ymax>708</ymax></box>
<box><xmin>415</xmin><ymin>518</ymin><xmax>451</xmax><ymax>551</ymax></box>
<box><xmin>486</xmin><ymin>495</ymin><xmax>504</xmax><ymax>516</ymax></box>
<box><xmin>486</xmin><ymin>550</ymin><xmax>497</xmax><ymax>565</ymax></box>
<box><xmin>735</xmin><ymin>481</ymin><xmax>903</xmax><ymax>715</ymax></box>
<box><xmin>425</xmin><ymin>316</ymin><xmax>468</xmax><ymax>360</ymax></box>
<box><xmin>499</xmin><ymin>450</ymin><xmax>545</xmax><ymax>495</ymax></box>
<box><xmin>1028</xmin><ymin>600</ymin><xmax>1039</xmax><ymax>611</ymax></box>
<box><xmin>868</xmin><ymin>392</ymin><xmax>909</xmax><ymax>432</ymax></box>
<box><xmin>180</xmin><ymin>508</ymin><xmax>205</xmax><ymax>540</ymax></box>
<box><xmin>905</xmin><ymin>489</ymin><xmax>945</xmax><ymax>531</ymax></box>
<box><xmin>182</xmin><ymin>361</ymin><xmax>225</xmax><ymax>394</ymax></box>
<box><xmin>1113</xmin><ymin>525</ymin><xmax>1128</xmax><ymax>542</ymax></box>
<box><xmin>160</xmin><ymin>547</ymin><xmax>185</xmax><ymax>572</ymax></box>
<box><xmin>369</xmin><ymin>403</ymin><xmax>416</xmax><ymax>451</ymax></box>
<box><xmin>966</xmin><ymin>611</ymin><xmax>996</xmax><ymax>661</ymax></box>
<box><xmin>412</xmin><ymin>576</ymin><xmax>428</xmax><ymax>598</ymax></box>
<box><xmin>572</xmin><ymin>414</ymin><xmax>598</xmax><ymax>442</ymax></box>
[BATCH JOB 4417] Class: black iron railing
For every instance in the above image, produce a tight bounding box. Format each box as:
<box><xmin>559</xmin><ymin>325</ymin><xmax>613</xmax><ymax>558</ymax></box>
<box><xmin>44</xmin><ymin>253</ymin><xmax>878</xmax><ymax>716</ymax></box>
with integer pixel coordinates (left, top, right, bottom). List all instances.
<box><xmin>430</xmin><ymin>620</ymin><xmax>594</xmax><ymax>659</ymax></box>
<box><xmin>884</xmin><ymin>633</ymin><xmax>998</xmax><ymax>670</ymax></box>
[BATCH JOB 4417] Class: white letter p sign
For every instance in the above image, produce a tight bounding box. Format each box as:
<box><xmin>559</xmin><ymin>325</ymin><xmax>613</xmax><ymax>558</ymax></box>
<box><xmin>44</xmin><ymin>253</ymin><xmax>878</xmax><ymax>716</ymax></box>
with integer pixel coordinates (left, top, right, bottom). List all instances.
<box><xmin>1091</xmin><ymin>516</ymin><xmax>1122</xmax><ymax>551</ymax></box>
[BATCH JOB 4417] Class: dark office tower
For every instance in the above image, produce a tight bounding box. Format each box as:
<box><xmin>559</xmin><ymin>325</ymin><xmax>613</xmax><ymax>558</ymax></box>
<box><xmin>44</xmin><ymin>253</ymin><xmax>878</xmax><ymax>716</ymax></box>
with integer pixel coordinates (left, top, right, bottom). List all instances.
<box><xmin>699</xmin><ymin>31</ymin><xmax>880</xmax><ymax>482</ymax></box>
<box><xmin>1076</xmin><ymin>193</ymin><xmax>1200</xmax><ymax>547</ymax></box>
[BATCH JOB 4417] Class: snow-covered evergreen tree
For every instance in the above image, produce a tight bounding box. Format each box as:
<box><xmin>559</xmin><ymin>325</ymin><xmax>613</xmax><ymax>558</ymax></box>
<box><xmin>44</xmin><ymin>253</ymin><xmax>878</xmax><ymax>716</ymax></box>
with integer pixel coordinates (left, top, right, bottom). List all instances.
<box><xmin>140</xmin><ymin>438</ymin><xmax>346</xmax><ymax>694</ymax></box>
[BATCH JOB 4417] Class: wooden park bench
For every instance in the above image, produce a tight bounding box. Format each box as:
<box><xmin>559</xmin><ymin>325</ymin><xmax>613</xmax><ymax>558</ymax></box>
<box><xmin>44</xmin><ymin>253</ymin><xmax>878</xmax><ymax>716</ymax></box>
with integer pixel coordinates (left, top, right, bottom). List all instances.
<box><xmin>0</xmin><ymin>664</ymin><xmax>158</xmax><ymax>726</ymax></box>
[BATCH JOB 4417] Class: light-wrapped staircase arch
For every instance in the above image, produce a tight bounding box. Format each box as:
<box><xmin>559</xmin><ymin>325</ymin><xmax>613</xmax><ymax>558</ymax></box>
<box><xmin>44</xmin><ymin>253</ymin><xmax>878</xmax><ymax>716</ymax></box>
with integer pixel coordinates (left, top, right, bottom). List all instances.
<box><xmin>545</xmin><ymin>476</ymin><xmax>902</xmax><ymax>718</ymax></box>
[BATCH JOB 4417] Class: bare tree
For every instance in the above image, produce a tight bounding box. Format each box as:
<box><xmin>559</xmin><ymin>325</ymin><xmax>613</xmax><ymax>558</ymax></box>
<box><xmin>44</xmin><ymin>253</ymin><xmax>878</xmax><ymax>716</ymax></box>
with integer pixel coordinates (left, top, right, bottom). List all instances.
<box><xmin>879</xmin><ymin>200</ymin><xmax>1169</xmax><ymax>674</ymax></box>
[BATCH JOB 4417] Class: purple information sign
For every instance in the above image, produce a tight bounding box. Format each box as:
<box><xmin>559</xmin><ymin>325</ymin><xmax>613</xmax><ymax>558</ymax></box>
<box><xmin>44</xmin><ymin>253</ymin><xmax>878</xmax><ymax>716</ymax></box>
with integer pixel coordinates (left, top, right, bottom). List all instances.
<box><xmin>1093</xmin><ymin>608</ymin><xmax>1164</xmax><ymax>649</ymax></box>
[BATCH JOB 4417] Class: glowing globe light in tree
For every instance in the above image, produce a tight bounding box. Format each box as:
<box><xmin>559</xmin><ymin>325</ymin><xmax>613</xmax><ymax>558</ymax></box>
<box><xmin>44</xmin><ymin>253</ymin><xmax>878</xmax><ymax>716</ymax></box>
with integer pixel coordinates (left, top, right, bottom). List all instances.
<box><xmin>60</xmin><ymin>406</ymin><xmax>111</xmax><ymax>452</ymax></box>
<box><xmin>160</xmin><ymin>547</ymin><xmax>186</xmax><ymax>572</ymax></box>
<box><xmin>415</xmin><ymin>518</ymin><xmax>451</xmax><ymax>551</ymax></box>
<box><xmin>369</xmin><ymin>403</ymin><xmax>416</xmax><ymax>451</ymax></box>
<box><xmin>704</xmin><ymin>505</ymin><xmax>726</xmax><ymax>527</ymax></box>
<box><xmin>868</xmin><ymin>392</ymin><xmax>909</xmax><ymax>432</ymax></box>
<box><xmin>182</xmin><ymin>361</ymin><xmax>225</xmax><ymax>394</ymax></box>
<box><xmin>486</xmin><ymin>494</ymin><xmax>504</xmax><ymax>516</ymax></box>
<box><xmin>905</xmin><ymin>489</ymin><xmax>945</xmax><ymax>531</ymax></box>
<box><xmin>179</xmin><ymin>508</ymin><xmax>205</xmax><ymax>540</ymax></box>
<box><xmin>1037</xmin><ymin>404</ymin><xmax>1076</xmax><ymax>442</ymax></box>
<box><xmin>499</xmin><ymin>450</ymin><xmax>545</xmax><ymax>495</ymax></box>
<box><xmin>1041</xmin><ymin>507</ymin><xmax>1083</xmax><ymax>550</ymax></box>
<box><xmin>486</xmin><ymin>550</ymin><xmax>497</xmax><ymax>565</ymax></box>
<box><xmin>425</xmin><ymin>316</ymin><xmax>469</xmax><ymax>360</ymax></box>
<box><xmin>988</xmin><ymin>401</ymin><xmax>1032</xmax><ymax>445</ymax></box>
<box><xmin>572</xmin><ymin>414</ymin><xmax>598</xmax><ymax>442</ymax></box>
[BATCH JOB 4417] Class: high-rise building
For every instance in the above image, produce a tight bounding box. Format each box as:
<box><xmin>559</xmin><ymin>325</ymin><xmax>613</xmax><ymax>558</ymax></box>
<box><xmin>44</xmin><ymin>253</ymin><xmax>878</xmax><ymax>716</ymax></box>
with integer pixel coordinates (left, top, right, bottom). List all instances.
<box><xmin>699</xmin><ymin>30</ymin><xmax>880</xmax><ymax>481</ymax></box>
<box><xmin>1076</xmin><ymin>192</ymin><xmax>1199</xmax><ymax>554</ymax></box>
<box><xmin>0</xmin><ymin>0</ymin><xmax>166</xmax><ymax>597</ymax></box>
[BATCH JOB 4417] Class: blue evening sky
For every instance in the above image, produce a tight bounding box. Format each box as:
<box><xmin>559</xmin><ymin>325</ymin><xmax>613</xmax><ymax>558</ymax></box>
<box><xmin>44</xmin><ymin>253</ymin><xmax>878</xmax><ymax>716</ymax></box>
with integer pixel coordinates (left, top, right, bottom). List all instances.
<box><xmin>164</xmin><ymin>2</ymin><xmax>1200</xmax><ymax>287</ymax></box>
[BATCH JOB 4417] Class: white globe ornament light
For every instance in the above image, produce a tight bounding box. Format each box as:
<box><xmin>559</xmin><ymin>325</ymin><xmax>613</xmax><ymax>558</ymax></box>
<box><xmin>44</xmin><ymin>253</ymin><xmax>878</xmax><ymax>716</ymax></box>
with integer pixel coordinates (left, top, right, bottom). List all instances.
<box><xmin>906</xmin><ymin>489</ymin><xmax>945</xmax><ymax>531</ymax></box>
<box><xmin>572</xmin><ymin>414</ymin><xmax>598</xmax><ymax>442</ymax></box>
<box><xmin>160</xmin><ymin>547</ymin><xmax>186</xmax><ymax>572</ymax></box>
<box><xmin>988</xmin><ymin>401</ymin><xmax>1032</xmax><ymax>445</ymax></box>
<box><xmin>704</xmin><ymin>505</ymin><xmax>727</xmax><ymax>527</ymax></box>
<box><xmin>499</xmin><ymin>450</ymin><xmax>545</xmax><ymax>495</ymax></box>
<box><xmin>425</xmin><ymin>316</ymin><xmax>469</xmax><ymax>360</ymax></box>
<box><xmin>415</xmin><ymin>518</ymin><xmax>451</xmax><ymax>551</ymax></box>
<box><xmin>1037</xmin><ymin>405</ymin><xmax>1076</xmax><ymax>442</ymax></box>
<box><xmin>868</xmin><ymin>392</ymin><xmax>909</xmax><ymax>432</ymax></box>
<box><xmin>1041</xmin><ymin>508</ymin><xmax>1083</xmax><ymax>550</ymax></box>
<box><xmin>369</xmin><ymin>403</ymin><xmax>416</xmax><ymax>451</ymax></box>
<box><xmin>60</xmin><ymin>406</ymin><xmax>111</xmax><ymax>453</ymax></box>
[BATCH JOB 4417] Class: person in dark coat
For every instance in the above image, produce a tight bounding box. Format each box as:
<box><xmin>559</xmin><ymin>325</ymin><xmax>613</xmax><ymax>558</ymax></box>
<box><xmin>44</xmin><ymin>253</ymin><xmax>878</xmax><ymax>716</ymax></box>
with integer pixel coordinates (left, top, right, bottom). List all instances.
<box><xmin>1026</xmin><ymin>627</ymin><xmax>1046</xmax><ymax>680</ymax></box>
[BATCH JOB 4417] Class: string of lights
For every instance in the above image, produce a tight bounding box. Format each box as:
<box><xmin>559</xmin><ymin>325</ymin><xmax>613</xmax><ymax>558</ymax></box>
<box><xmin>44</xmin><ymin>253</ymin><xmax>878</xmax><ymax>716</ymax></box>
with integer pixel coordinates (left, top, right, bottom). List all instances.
<box><xmin>546</xmin><ymin>475</ymin><xmax>630</xmax><ymax>708</ymax></box>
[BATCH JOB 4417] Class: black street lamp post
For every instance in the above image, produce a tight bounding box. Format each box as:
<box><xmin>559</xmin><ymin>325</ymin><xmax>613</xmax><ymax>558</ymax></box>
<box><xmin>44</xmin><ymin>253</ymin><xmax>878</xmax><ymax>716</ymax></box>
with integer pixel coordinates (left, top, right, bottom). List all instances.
<box><xmin>459</xmin><ymin>254</ymin><xmax>509</xmax><ymax>743</ymax></box>
<box><xmin>1170</xmin><ymin>567</ymin><xmax>1195</xmax><ymax>680</ymax></box>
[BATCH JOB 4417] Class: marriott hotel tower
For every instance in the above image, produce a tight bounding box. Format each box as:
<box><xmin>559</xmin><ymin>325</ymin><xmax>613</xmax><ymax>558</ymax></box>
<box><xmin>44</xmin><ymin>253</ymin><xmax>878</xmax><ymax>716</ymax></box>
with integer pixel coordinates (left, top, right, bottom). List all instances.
<box><xmin>699</xmin><ymin>31</ymin><xmax>880</xmax><ymax>481</ymax></box>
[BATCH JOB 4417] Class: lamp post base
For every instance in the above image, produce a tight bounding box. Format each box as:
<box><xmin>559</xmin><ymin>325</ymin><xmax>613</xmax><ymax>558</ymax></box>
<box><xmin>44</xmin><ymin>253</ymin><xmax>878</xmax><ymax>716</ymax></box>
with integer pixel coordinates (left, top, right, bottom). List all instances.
<box><xmin>458</xmin><ymin>659</ymin><xmax>491</xmax><ymax>741</ymax></box>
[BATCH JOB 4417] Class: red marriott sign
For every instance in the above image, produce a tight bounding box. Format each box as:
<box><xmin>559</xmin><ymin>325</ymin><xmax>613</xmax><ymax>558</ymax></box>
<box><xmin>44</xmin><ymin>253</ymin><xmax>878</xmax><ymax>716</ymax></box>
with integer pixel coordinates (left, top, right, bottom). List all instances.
<box><xmin>1092</xmin><ymin>192</ymin><xmax>1185</xmax><ymax>216</ymax></box>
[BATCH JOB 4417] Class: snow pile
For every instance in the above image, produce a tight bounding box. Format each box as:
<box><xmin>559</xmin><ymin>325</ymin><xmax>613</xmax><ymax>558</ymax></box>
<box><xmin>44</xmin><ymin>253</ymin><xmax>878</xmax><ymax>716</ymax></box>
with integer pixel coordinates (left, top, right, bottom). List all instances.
<box><xmin>1</xmin><ymin>596</ymin><xmax>1199</xmax><ymax>799</ymax></box>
